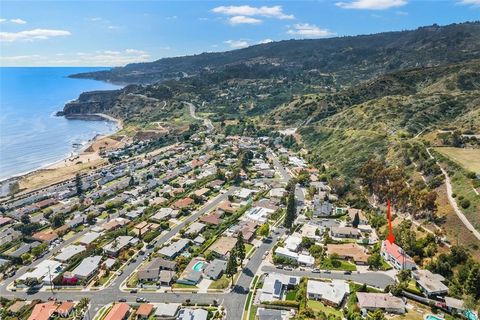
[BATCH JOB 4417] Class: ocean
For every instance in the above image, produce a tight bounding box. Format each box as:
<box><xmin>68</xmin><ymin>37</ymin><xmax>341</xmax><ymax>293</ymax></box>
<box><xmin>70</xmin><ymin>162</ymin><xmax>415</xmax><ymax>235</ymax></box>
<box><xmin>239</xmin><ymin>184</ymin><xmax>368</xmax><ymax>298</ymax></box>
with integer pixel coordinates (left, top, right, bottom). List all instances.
<box><xmin>0</xmin><ymin>67</ymin><xmax>120</xmax><ymax>181</ymax></box>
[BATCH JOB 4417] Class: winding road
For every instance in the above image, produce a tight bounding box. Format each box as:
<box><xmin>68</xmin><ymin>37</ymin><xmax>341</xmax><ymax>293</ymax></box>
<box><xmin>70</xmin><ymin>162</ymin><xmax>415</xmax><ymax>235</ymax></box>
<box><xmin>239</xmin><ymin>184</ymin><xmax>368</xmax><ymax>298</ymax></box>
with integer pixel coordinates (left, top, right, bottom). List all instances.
<box><xmin>185</xmin><ymin>102</ymin><xmax>214</xmax><ymax>132</ymax></box>
<box><xmin>426</xmin><ymin>148</ymin><xmax>480</xmax><ymax>241</ymax></box>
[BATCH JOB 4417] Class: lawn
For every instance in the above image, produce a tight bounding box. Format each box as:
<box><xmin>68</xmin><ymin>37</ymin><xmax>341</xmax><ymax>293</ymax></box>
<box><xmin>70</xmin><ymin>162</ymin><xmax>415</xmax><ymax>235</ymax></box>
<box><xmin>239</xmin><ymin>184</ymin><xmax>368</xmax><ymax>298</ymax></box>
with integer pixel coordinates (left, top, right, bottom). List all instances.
<box><xmin>208</xmin><ymin>275</ymin><xmax>230</xmax><ymax>289</ymax></box>
<box><xmin>172</xmin><ymin>283</ymin><xmax>198</xmax><ymax>289</ymax></box>
<box><xmin>434</xmin><ymin>147</ymin><xmax>480</xmax><ymax>173</ymax></box>
<box><xmin>320</xmin><ymin>258</ymin><xmax>357</xmax><ymax>271</ymax></box>
<box><xmin>307</xmin><ymin>300</ymin><xmax>343</xmax><ymax>318</ymax></box>
<box><xmin>285</xmin><ymin>289</ymin><xmax>298</xmax><ymax>301</ymax></box>
<box><xmin>126</xmin><ymin>273</ymin><xmax>138</xmax><ymax>288</ymax></box>
<box><xmin>244</xmin><ymin>243</ymin><xmax>254</xmax><ymax>254</ymax></box>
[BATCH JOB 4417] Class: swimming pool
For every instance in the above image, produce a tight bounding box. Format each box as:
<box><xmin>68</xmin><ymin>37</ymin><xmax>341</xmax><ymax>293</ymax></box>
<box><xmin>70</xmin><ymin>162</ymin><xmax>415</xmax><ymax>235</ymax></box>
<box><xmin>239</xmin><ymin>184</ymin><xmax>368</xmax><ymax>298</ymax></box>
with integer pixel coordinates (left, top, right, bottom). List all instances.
<box><xmin>465</xmin><ymin>310</ymin><xmax>478</xmax><ymax>320</ymax></box>
<box><xmin>424</xmin><ymin>315</ymin><xmax>443</xmax><ymax>320</ymax></box>
<box><xmin>192</xmin><ymin>261</ymin><xmax>205</xmax><ymax>271</ymax></box>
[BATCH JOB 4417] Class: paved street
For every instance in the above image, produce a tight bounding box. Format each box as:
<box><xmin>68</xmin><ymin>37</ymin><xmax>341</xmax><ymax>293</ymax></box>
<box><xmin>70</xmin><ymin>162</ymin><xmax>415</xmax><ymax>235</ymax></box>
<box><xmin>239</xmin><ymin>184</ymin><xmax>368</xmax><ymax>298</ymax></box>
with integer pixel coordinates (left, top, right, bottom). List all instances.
<box><xmin>260</xmin><ymin>266</ymin><xmax>395</xmax><ymax>290</ymax></box>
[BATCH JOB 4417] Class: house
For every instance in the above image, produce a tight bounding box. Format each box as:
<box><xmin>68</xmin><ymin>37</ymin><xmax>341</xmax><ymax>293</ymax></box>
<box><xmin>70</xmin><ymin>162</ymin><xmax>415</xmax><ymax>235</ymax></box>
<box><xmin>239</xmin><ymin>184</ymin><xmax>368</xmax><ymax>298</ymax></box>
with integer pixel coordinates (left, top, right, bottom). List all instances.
<box><xmin>31</xmin><ymin>230</ymin><xmax>58</xmax><ymax>243</ymax></box>
<box><xmin>151</xmin><ymin>208</ymin><xmax>179</xmax><ymax>222</ymax></box>
<box><xmin>78</xmin><ymin>231</ymin><xmax>101</xmax><ymax>246</ymax></box>
<box><xmin>285</xmin><ymin>234</ymin><xmax>302</xmax><ymax>252</ymax></box>
<box><xmin>245</xmin><ymin>206</ymin><xmax>274</xmax><ymax>224</ymax></box>
<box><xmin>17</xmin><ymin>259</ymin><xmax>63</xmax><ymax>286</ymax></box>
<box><xmin>313</xmin><ymin>199</ymin><xmax>333</xmax><ymax>216</ymax></box>
<box><xmin>102</xmin><ymin>217</ymin><xmax>129</xmax><ymax>232</ymax></box>
<box><xmin>134</xmin><ymin>221</ymin><xmax>159</xmax><ymax>237</ymax></box>
<box><xmin>178</xmin><ymin>308</ymin><xmax>208</xmax><ymax>320</ymax></box>
<box><xmin>8</xmin><ymin>301</ymin><xmax>27</xmax><ymax>315</ymax></box>
<box><xmin>0</xmin><ymin>227</ymin><xmax>21</xmax><ymax>245</ymax></box>
<box><xmin>0</xmin><ymin>216</ymin><xmax>12</xmax><ymax>226</ymax></box>
<box><xmin>234</xmin><ymin>188</ymin><xmax>256</xmax><ymax>200</ymax></box>
<box><xmin>54</xmin><ymin>245</ymin><xmax>86</xmax><ymax>262</ymax></box>
<box><xmin>347</xmin><ymin>208</ymin><xmax>368</xmax><ymax>225</ymax></box>
<box><xmin>307</xmin><ymin>280</ymin><xmax>349</xmax><ymax>307</ymax></box>
<box><xmin>259</xmin><ymin>273</ymin><xmax>299</xmax><ymax>302</ymax></box>
<box><xmin>209</xmin><ymin>236</ymin><xmax>237</xmax><ymax>259</ymax></box>
<box><xmin>200</xmin><ymin>212</ymin><xmax>222</xmax><ymax>226</ymax></box>
<box><xmin>104</xmin><ymin>303</ymin><xmax>130</xmax><ymax>320</ymax></box>
<box><xmin>177</xmin><ymin>258</ymin><xmax>205</xmax><ymax>285</ymax></box>
<box><xmin>56</xmin><ymin>301</ymin><xmax>74</xmax><ymax>317</ymax></box>
<box><xmin>412</xmin><ymin>269</ymin><xmax>448</xmax><ymax>297</ymax></box>
<box><xmin>193</xmin><ymin>188</ymin><xmax>210</xmax><ymax>198</ymax></box>
<box><xmin>136</xmin><ymin>303</ymin><xmax>153</xmax><ymax>319</ymax></box>
<box><xmin>71</xmin><ymin>255</ymin><xmax>102</xmax><ymax>280</ymax></box>
<box><xmin>300</xmin><ymin>223</ymin><xmax>322</xmax><ymax>242</ymax></box>
<box><xmin>217</xmin><ymin>200</ymin><xmax>236</xmax><ymax>214</ymax></box>
<box><xmin>269</xmin><ymin>188</ymin><xmax>287</xmax><ymax>198</ymax></box>
<box><xmin>137</xmin><ymin>258</ymin><xmax>176</xmax><ymax>282</ymax></box>
<box><xmin>185</xmin><ymin>222</ymin><xmax>206</xmax><ymax>236</ymax></box>
<box><xmin>153</xmin><ymin>303</ymin><xmax>181</xmax><ymax>318</ymax></box>
<box><xmin>356</xmin><ymin>292</ymin><xmax>405</xmax><ymax>314</ymax></box>
<box><xmin>444</xmin><ymin>297</ymin><xmax>466</xmax><ymax>315</ymax></box>
<box><xmin>330</xmin><ymin>227</ymin><xmax>361</xmax><ymax>239</ymax></box>
<box><xmin>159</xmin><ymin>270</ymin><xmax>176</xmax><ymax>286</ymax></box>
<box><xmin>326</xmin><ymin>243</ymin><xmax>369</xmax><ymax>265</ymax></box>
<box><xmin>381</xmin><ymin>240</ymin><xmax>416</xmax><ymax>270</ymax></box>
<box><xmin>103</xmin><ymin>236</ymin><xmax>138</xmax><ymax>256</ymax></box>
<box><xmin>204</xmin><ymin>259</ymin><xmax>227</xmax><ymax>280</ymax></box>
<box><xmin>159</xmin><ymin>239</ymin><xmax>190</xmax><ymax>259</ymax></box>
<box><xmin>172</xmin><ymin>197</ymin><xmax>194</xmax><ymax>210</ymax></box>
<box><xmin>27</xmin><ymin>301</ymin><xmax>58</xmax><ymax>320</ymax></box>
<box><xmin>256</xmin><ymin>308</ymin><xmax>289</xmax><ymax>320</ymax></box>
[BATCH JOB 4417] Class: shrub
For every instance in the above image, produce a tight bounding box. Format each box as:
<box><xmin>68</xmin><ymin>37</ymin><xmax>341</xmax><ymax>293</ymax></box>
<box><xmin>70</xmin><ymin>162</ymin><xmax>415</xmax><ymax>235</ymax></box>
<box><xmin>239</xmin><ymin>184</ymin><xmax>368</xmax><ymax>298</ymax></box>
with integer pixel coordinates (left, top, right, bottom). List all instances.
<box><xmin>460</xmin><ymin>199</ymin><xmax>471</xmax><ymax>209</ymax></box>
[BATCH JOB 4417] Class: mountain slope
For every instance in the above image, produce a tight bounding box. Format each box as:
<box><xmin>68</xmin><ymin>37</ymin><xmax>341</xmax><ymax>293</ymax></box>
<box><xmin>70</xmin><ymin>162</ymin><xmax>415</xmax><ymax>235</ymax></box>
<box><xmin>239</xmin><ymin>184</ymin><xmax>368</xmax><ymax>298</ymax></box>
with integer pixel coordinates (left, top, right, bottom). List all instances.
<box><xmin>72</xmin><ymin>22</ymin><xmax>480</xmax><ymax>86</ymax></box>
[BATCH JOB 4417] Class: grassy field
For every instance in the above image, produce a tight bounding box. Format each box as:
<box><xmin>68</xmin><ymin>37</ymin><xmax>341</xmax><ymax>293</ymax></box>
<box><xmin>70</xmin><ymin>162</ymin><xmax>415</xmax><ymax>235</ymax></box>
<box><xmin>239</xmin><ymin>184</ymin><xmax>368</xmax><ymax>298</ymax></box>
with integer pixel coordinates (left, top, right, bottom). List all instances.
<box><xmin>434</xmin><ymin>147</ymin><xmax>480</xmax><ymax>173</ymax></box>
<box><xmin>208</xmin><ymin>275</ymin><xmax>230</xmax><ymax>289</ymax></box>
<box><xmin>319</xmin><ymin>258</ymin><xmax>357</xmax><ymax>271</ymax></box>
<box><xmin>307</xmin><ymin>300</ymin><xmax>343</xmax><ymax>318</ymax></box>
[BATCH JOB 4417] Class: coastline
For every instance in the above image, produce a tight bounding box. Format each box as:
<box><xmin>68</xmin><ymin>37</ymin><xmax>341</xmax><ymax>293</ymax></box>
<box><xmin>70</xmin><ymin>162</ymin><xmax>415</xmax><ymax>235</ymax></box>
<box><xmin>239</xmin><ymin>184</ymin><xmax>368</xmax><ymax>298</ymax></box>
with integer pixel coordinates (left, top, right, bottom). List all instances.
<box><xmin>0</xmin><ymin>113</ymin><xmax>123</xmax><ymax>194</ymax></box>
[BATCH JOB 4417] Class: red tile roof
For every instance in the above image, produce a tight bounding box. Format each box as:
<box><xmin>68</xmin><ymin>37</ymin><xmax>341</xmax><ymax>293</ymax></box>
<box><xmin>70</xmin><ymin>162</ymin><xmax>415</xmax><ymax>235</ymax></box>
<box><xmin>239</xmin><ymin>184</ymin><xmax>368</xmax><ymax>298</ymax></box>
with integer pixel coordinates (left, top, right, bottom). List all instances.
<box><xmin>28</xmin><ymin>302</ymin><xmax>57</xmax><ymax>320</ymax></box>
<box><xmin>104</xmin><ymin>303</ymin><xmax>130</xmax><ymax>320</ymax></box>
<box><xmin>136</xmin><ymin>303</ymin><xmax>153</xmax><ymax>317</ymax></box>
<box><xmin>200</xmin><ymin>212</ymin><xmax>221</xmax><ymax>225</ymax></box>
<box><xmin>172</xmin><ymin>197</ymin><xmax>194</xmax><ymax>209</ymax></box>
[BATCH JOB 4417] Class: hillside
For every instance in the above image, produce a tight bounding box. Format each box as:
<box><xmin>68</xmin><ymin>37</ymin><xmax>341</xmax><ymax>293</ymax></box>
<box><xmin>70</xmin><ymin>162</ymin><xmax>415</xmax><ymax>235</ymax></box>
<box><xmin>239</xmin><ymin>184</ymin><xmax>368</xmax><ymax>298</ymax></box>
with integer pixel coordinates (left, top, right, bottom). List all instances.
<box><xmin>271</xmin><ymin>60</ymin><xmax>480</xmax><ymax>175</ymax></box>
<box><xmin>71</xmin><ymin>22</ymin><xmax>480</xmax><ymax>86</ymax></box>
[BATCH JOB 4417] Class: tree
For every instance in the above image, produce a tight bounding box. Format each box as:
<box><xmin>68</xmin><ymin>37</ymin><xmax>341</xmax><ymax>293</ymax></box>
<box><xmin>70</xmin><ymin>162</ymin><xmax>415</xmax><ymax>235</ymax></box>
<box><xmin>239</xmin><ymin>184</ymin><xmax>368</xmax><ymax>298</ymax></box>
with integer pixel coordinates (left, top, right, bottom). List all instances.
<box><xmin>75</xmin><ymin>173</ymin><xmax>83</xmax><ymax>196</ymax></box>
<box><xmin>284</xmin><ymin>190</ymin><xmax>296</xmax><ymax>229</ymax></box>
<box><xmin>465</xmin><ymin>264</ymin><xmax>480</xmax><ymax>299</ymax></box>
<box><xmin>367</xmin><ymin>253</ymin><xmax>382</xmax><ymax>270</ymax></box>
<box><xmin>352</xmin><ymin>212</ymin><xmax>360</xmax><ymax>228</ymax></box>
<box><xmin>86</xmin><ymin>213</ymin><xmax>96</xmax><ymax>225</ymax></box>
<box><xmin>235</xmin><ymin>233</ymin><xmax>246</xmax><ymax>264</ymax></box>
<box><xmin>21</xmin><ymin>214</ymin><xmax>31</xmax><ymax>224</ymax></box>
<box><xmin>258</xmin><ymin>223</ymin><xmax>270</xmax><ymax>238</ymax></box>
<box><xmin>370</xmin><ymin>309</ymin><xmax>386</xmax><ymax>320</ymax></box>
<box><xmin>225</xmin><ymin>251</ymin><xmax>238</xmax><ymax>287</ymax></box>
<box><xmin>51</xmin><ymin>214</ymin><xmax>65</xmax><ymax>228</ymax></box>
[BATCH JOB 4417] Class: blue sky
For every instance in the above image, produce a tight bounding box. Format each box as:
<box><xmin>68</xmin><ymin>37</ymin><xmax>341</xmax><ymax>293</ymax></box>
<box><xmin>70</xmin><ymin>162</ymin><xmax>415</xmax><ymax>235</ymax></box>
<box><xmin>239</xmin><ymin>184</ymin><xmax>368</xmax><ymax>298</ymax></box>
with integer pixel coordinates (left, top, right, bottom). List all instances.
<box><xmin>1</xmin><ymin>0</ymin><xmax>479</xmax><ymax>66</ymax></box>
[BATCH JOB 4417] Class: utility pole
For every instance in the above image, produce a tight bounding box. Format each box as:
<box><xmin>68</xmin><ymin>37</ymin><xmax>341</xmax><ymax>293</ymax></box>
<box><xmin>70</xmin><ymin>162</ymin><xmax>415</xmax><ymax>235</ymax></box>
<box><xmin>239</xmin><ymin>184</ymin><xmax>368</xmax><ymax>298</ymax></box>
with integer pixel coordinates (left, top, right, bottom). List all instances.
<box><xmin>48</xmin><ymin>266</ymin><xmax>54</xmax><ymax>294</ymax></box>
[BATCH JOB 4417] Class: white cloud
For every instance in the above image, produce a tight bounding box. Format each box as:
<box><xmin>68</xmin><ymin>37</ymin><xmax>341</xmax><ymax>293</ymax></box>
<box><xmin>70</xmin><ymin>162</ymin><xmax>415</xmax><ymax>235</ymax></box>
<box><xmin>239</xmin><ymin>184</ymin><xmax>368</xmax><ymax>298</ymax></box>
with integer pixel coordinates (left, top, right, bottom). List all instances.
<box><xmin>258</xmin><ymin>38</ymin><xmax>274</xmax><ymax>44</ymax></box>
<box><xmin>458</xmin><ymin>0</ymin><xmax>480</xmax><ymax>5</ymax></box>
<box><xmin>0</xmin><ymin>18</ymin><xmax>27</xmax><ymax>24</ymax></box>
<box><xmin>287</xmin><ymin>24</ymin><xmax>335</xmax><ymax>38</ymax></box>
<box><xmin>224</xmin><ymin>39</ymin><xmax>249</xmax><ymax>49</ymax></box>
<box><xmin>212</xmin><ymin>5</ymin><xmax>294</xmax><ymax>19</ymax></box>
<box><xmin>125</xmin><ymin>48</ymin><xmax>147</xmax><ymax>55</ymax></box>
<box><xmin>10</xmin><ymin>18</ymin><xmax>27</xmax><ymax>24</ymax></box>
<box><xmin>335</xmin><ymin>0</ymin><xmax>407</xmax><ymax>10</ymax></box>
<box><xmin>228</xmin><ymin>16</ymin><xmax>262</xmax><ymax>25</ymax></box>
<box><xmin>107</xmin><ymin>25</ymin><xmax>121</xmax><ymax>30</ymax></box>
<box><xmin>0</xmin><ymin>29</ymin><xmax>71</xmax><ymax>42</ymax></box>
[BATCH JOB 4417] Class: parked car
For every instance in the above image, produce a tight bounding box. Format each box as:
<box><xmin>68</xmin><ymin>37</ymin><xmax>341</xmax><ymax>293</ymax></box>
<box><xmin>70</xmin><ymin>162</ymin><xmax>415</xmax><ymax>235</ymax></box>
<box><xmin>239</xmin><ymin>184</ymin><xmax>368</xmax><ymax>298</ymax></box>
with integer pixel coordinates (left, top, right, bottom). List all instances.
<box><xmin>312</xmin><ymin>268</ymin><xmax>321</xmax><ymax>273</ymax></box>
<box><xmin>283</xmin><ymin>266</ymin><xmax>293</xmax><ymax>271</ymax></box>
<box><xmin>136</xmin><ymin>297</ymin><xmax>147</xmax><ymax>303</ymax></box>
<box><xmin>130</xmin><ymin>289</ymin><xmax>137</xmax><ymax>293</ymax></box>
<box><xmin>344</xmin><ymin>271</ymin><xmax>352</xmax><ymax>275</ymax></box>
<box><xmin>324</xmin><ymin>270</ymin><xmax>331</xmax><ymax>274</ymax></box>
<box><xmin>118</xmin><ymin>298</ymin><xmax>127</xmax><ymax>302</ymax></box>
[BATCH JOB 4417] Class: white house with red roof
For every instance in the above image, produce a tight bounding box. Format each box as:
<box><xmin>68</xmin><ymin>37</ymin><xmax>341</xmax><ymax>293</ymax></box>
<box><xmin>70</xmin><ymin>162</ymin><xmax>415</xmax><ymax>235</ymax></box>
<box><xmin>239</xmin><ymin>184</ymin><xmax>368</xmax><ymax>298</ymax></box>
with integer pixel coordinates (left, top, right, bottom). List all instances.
<box><xmin>380</xmin><ymin>240</ymin><xmax>416</xmax><ymax>270</ymax></box>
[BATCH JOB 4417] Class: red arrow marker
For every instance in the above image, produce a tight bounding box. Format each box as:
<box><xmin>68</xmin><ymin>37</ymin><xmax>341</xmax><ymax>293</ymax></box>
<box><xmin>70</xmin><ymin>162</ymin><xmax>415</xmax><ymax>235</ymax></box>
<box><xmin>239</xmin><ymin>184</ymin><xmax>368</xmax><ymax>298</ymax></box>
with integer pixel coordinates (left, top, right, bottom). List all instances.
<box><xmin>386</xmin><ymin>198</ymin><xmax>395</xmax><ymax>244</ymax></box>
